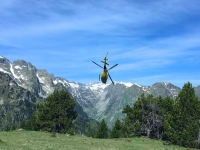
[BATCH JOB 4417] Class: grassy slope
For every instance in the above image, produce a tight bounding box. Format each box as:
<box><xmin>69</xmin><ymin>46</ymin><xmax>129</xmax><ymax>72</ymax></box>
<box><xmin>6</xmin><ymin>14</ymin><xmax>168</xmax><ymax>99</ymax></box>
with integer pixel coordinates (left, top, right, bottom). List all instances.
<box><xmin>0</xmin><ymin>130</ymin><xmax>195</xmax><ymax>150</ymax></box>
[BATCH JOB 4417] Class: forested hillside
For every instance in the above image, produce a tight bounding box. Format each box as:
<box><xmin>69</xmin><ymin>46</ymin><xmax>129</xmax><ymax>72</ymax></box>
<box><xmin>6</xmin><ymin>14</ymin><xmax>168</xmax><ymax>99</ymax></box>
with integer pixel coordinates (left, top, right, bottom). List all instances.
<box><xmin>109</xmin><ymin>82</ymin><xmax>200</xmax><ymax>148</ymax></box>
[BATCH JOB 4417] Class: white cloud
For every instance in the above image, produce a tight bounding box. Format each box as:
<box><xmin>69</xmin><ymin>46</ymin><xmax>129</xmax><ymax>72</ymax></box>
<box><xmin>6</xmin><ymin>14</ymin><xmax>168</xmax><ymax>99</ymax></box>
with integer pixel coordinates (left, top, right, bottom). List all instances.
<box><xmin>1</xmin><ymin>0</ymin><xmax>200</xmax><ymax>39</ymax></box>
<box><xmin>1</xmin><ymin>0</ymin><xmax>200</xmax><ymax>86</ymax></box>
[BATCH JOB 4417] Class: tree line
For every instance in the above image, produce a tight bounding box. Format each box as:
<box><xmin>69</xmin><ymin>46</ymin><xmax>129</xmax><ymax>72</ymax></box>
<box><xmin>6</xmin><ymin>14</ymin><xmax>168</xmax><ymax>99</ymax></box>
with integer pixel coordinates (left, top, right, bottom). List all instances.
<box><xmin>6</xmin><ymin>82</ymin><xmax>200</xmax><ymax>148</ymax></box>
<box><xmin>91</xmin><ymin>82</ymin><xmax>200</xmax><ymax>149</ymax></box>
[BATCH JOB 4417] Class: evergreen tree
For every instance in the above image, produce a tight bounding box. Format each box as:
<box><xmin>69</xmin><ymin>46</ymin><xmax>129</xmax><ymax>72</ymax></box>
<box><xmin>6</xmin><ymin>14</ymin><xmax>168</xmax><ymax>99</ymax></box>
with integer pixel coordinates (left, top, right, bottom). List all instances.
<box><xmin>164</xmin><ymin>82</ymin><xmax>200</xmax><ymax>148</ymax></box>
<box><xmin>110</xmin><ymin>119</ymin><xmax>122</xmax><ymax>138</ymax></box>
<box><xmin>20</xmin><ymin>120</ymin><xmax>26</xmax><ymax>129</ymax></box>
<box><xmin>86</xmin><ymin>125</ymin><xmax>93</xmax><ymax>137</ymax></box>
<box><xmin>32</xmin><ymin>90</ymin><xmax>77</xmax><ymax>134</ymax></box>
<box><xmin>96</xmin><ymin>119</ymin><xmax>108</xmax><ymax>138</ymax></box>
<box><xmin>123</xmin><ymin>94</ymin><xmax>165</xmax><ymax>138</ymax></box>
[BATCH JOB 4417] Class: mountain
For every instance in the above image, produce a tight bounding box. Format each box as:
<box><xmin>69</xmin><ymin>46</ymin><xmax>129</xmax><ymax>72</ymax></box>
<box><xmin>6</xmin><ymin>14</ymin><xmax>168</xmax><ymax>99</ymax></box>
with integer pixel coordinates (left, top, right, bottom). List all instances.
<box><xmin>84</xmin><ymin>82</ymin><xmax>181</xmax><ymax>128</ymax></box>
<box><xmin>0</xmin><ymin>56</ymin><xmax>200</xmax><ymax>129</ymax></box>
<box><xmin>0</xmin><ymin>71</ymin><xmax>43</xmax><ymax>130</ymax></box>
<box><xmin>0</xmin><ymin>56</ymin><xmax>90</xmax><ymax>132</ymax></box>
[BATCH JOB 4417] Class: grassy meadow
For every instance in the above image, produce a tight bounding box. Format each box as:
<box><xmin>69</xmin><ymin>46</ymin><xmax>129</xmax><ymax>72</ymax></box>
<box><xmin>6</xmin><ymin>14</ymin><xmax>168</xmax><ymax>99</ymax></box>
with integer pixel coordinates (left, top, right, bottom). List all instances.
<box><xmin>0</xmin><ymin>130</ymin><xmax>196</xmax><ymax>150</ymax></box>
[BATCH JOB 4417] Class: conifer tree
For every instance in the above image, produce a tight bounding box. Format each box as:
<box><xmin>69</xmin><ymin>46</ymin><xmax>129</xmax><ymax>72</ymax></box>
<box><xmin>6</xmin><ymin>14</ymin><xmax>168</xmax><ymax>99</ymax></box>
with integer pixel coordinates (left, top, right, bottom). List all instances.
<box><xmin>86</xmin><ymin>125</ymin><xmax>93</xmax><ymax>137</ymax></box>
<box><xmin>110</xmin><ymin>119</ymin><xmax>122</xmax><ymax>138</ymax></box>
<box><xmin>96</xmin><ymin>119</ymin><xmax>108</xmax><ymax>138</ymax></box>
<box><xmin>123</xmin><ymin>94</ymin><xmax>165</xmax><ymax>138</ymax></box>
<box><xmin>32</xmin><ymin>90</ymin><xmax>77</xmax><ymax>134</ymax></box>
<box><xmin>164</xmin><ymin>82</ymin><xmax>200</xmax><ymax>148</ymax></box>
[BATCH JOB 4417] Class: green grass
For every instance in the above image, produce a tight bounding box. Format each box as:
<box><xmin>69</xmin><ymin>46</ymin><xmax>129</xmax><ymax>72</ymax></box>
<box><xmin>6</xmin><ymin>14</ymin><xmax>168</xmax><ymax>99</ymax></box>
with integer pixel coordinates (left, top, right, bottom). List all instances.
<box><xmin>0</xmin><ymin>130</ymin><xmax>196</xmax><ymax>150</ymax></box>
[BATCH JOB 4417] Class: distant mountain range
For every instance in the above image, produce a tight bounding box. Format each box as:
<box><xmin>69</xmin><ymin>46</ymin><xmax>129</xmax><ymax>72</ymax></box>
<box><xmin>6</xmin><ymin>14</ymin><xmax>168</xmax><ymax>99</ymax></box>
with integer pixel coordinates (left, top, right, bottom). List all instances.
<box><xmin>0</xmin><ymin>55</ymin><xmax>200</xmax><ymax>129</ymax></box>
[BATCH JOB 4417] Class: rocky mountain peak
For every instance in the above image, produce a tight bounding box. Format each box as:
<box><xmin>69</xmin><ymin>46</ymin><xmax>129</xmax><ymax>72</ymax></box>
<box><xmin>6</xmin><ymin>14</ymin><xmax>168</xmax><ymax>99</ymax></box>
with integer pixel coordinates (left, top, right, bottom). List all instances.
<box><xmin>0</xmin><ymin>56</ymin><xmax>200</xmax><ymax>129</ymax></box>
<box><xmin>0</xmin><ymin>56</ymin><xmax>11</xmax><ymax>74</ymax></box>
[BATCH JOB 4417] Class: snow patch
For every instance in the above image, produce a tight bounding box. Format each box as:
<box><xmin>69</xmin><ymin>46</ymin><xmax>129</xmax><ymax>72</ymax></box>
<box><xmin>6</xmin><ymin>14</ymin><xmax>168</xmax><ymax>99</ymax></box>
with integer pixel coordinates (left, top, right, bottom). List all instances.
<box><xmin>53</xmin><ymin>79</ymin><xmax>58</xmax><ymax>85</ymax></box>
<box><xmin>69</xmin><ymin>82</ymin><xmax>79</xmax><ymax>88</ymax></box>
<box><xmin>36</xmin><ymin>72</ymin><xmax>45</xmax><ymax>84</ymax></box>
<box><xmin>134</xmin><ymin>83</ymin><xmax>142</xmax><ymax>87</ymax></box>
<box><xmin>10</xmin><ymin>64</ymin><xmax>20</xmax><ymax>79</ymax></box>
<box><xmin>53</xmin><ymin>79</ymin><xmax>68</xmax><ymax>86</ymax></box>
<box><xmin>86</xmin><ymin>82</ymin><xmax>109</xmax><ymax>91</ymax></box>
<box><xmin>0</xmin><ymin>56</ymin><xmax>4</xmax><ymax>59</ymax></box>
<box><xmin>14</xmin><ymin>65</ymin><xmax>22</xmax><ymax>70</ymax></box>
<box><xmin>0</xmin><ymin>99</ymin><xmax>3</xmax><ymax>105</ymax></box>
<box><xmin>116</xmin><ymin>82</ymin><xmax>133</xmax><ymax>88</ymax></box>
<box><xmin>122</xmin><ymin>82</ymin><xmax>133</xmax><ymax>87</ymax></box>
<box><xmin>0</xmin><ymin>68</ymin><xmax>11</xmax><ymax>74</ymax></box>
<box><xmin>20</xmin><ymin>75</ymin><xmax>25</xmax><ymax>80</ymax></box>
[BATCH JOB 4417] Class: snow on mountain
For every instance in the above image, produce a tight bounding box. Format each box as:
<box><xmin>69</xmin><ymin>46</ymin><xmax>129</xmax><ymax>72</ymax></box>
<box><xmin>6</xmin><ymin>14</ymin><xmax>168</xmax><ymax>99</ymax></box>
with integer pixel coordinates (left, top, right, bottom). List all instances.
<box><xmin>14</xmin><ymin>65</ymin><xmax>22</xmax><ymax>70</ymax></box>
<box><xmin>86</xmin><ymin>82</ymin><xmax>109</xmax><ymax>90</ymax></box>
<box><xmin>68</xmin><ymin>82</ymin><xmax>80</xmax><ymax>89</ymax></box>
<box><xmin>53</xmin><ymin>78</ymin><xmax>79</xmax><ymax>89</ymax></box>
<box><xmin>116</xmin><ymin>82</ymin><xmax>133</xmax><ymax>88</ymax></box>
<box><xmin>10</xmin><ymin>64</ymin><xmax>20</xmax><ymax>80</ymax></box>
<box><xmin>134</xmin><ymin>83</ymin><xmax>142</xmax><ymax>87</ymax></box>
<box><xmin>1</xmin><ymin>56</ymin><xmax>199</xmax><ymax>129</ymax></box>
<box><xmin>85</xmin><ymin>82</ymin><xmax>110</xmax><ymax>96</ymax></box>
<box><xmin>0</xmin><ymin>68</ymin><xmax>10</xmax><ymax>74</ymax></box>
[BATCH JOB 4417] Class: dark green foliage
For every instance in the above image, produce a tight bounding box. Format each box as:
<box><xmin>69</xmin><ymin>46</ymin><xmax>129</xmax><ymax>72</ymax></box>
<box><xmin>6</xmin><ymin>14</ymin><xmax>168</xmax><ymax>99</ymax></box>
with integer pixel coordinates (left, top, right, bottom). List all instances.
<box><xmin>157</xmin><ymin>96</ymin><xmax>173</xmax><ymax>117</ymax></box>
<box><xmin>5</xmin><ymin>125</ymin><xmax>10</xmax><ymax>131</ymax></box>
<box><xmin>164</xmin><ymin>82</ymin><xmax>200</xmax><ymax>148</ymax></box>
<box><xmin>96</xmin><ymin>119</ymin><xmax>108</xmax><ymax>138</ymax></box>
<box><xmin>122</xmin><ymin>82</ymin><xmax>200</xmax><ymax>148</ymax></box>
<box><xmin>86</xmin><ymin>125</ymin><xmax>93</xmax><ymax>137</ymax></box>
<box><xmin>122</xmin><ymin>94</ymin><xmax>164</xmax><ymax>138</ymax></box>
<box><xmin>86</xmin><ymin>119</ymin><xmax>99</xmax><ymax>138</ymax></box>
<box><xmin>22</xmin><ymin>90</ymin><xmax>77</xmax><ymax>134</ymax></box>
<box><xmin>11</xmin><ymin>124</ymin><xmax>16</xmax><ymax>130</ymax></box>
<box><xmin>20</xmin><ymin>120</ymin><xmax>26</xmax><ymax>129</ymax></box>
<box><xmin>110</xmin><ymin>119</ymin><xmax>122</xmax><ymax>138</ymax></box>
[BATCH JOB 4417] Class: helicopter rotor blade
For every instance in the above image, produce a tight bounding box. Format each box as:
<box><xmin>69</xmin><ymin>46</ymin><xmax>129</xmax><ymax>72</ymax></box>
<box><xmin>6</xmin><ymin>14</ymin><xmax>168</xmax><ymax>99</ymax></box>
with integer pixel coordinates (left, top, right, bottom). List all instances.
<box><xmin>108</xmin><ymin>64</ymin><xmax>118</xmax><ymax>70</ymax></box>
<box><xmin>108</xmin><ymin>72</ymin><xmax>114</xmax><ymax>85</ymax></box>
<box><xmin>92</xmin><ymin>61</ymin><xmax>104</xmax><ymax>69</ymax></box>
<box><xmin>105</xmin><ymin>52</ymin><xmax>108</xmax><ymax>59</ymax></box>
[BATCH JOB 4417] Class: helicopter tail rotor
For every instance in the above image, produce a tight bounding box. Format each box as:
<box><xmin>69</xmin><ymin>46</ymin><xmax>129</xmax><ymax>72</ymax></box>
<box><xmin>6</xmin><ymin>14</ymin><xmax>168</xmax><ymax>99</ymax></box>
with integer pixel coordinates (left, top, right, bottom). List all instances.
<box><xmin>101</xmin><ymin>52</ymin><xmax>109</xmax><ymax>65</ymax></box>
<box><xmin>108</xmin><ymin>72</ymin><xmax>114</xmax><ymax>85</ymax></box>
<box><xmin>105</xmin><ymin>52</ymin><xmax>108</xmax><ymax>59</ymax></box>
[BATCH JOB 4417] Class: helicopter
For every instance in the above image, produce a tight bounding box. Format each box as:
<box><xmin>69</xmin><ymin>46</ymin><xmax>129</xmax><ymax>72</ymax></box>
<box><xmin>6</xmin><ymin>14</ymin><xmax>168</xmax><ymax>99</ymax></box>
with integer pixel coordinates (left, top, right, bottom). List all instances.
<box><xmin>92</xmin><ymin>52</ymin><xmax>118</xmax><ymax>85</ymax></box>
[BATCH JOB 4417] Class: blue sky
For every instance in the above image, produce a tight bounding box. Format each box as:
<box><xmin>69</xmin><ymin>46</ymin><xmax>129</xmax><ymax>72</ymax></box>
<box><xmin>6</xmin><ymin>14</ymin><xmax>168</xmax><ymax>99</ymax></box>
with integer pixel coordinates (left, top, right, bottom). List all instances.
<box><xmin>0</xmin><ymin>0</ymin><xmax>200</xmax><ymax>87</ymax></box>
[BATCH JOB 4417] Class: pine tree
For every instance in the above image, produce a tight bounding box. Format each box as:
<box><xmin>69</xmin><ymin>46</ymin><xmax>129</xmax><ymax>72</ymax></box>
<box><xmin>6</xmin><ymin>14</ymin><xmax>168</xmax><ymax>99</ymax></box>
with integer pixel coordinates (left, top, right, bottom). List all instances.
<box><xmin>110</xmin><ymin>119</ymin><xmax>122</xmax><ymax>138</ymax></box>
<box><xmin>96</xmin><ymin>119</ymin><xmax>108</xmax><ymax>138</ymax></box>
<box><xmin>123</xmin><ymin>94</ymin><xmax>165</xmax><ymax>138</ymax></box>
<box><xmin>164</xmin><ymin>82</ymin><xmax>200</xmax><ymax>148</ymax></box>
<box><xmin>86</xmin><ymin>125</ymin><xmax>93</xmax><ymax>137</ymax></box>
<box><xmin>32</xmin><ymin>90</ymin><xmax>77</xmax><ymax>134</ymax></box>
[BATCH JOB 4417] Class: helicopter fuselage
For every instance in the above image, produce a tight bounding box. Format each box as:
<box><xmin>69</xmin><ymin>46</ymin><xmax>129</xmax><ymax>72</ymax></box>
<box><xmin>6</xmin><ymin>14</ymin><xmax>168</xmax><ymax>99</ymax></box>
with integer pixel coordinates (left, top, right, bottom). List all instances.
<box><xmin>101</xmin><ymin>69</ymin><xmax>108</xmax><ymax>83</ymax></box>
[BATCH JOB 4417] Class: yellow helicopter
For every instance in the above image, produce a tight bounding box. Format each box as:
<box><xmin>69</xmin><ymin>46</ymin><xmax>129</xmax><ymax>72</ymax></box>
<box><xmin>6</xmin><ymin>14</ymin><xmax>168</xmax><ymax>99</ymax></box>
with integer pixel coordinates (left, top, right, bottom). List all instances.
<box><xmin>92</xmin><ymin>53</ymin><xmax>118</xmax><ymax>85</ymax></box>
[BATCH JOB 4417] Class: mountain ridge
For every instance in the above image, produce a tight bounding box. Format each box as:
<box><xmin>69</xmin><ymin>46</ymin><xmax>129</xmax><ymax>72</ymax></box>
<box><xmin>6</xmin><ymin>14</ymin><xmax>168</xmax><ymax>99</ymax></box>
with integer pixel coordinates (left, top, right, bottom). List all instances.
<box><xmin>0</xmin><ymin>55</ymin><xmax>200</xmax><ymax>129</ymax></box>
